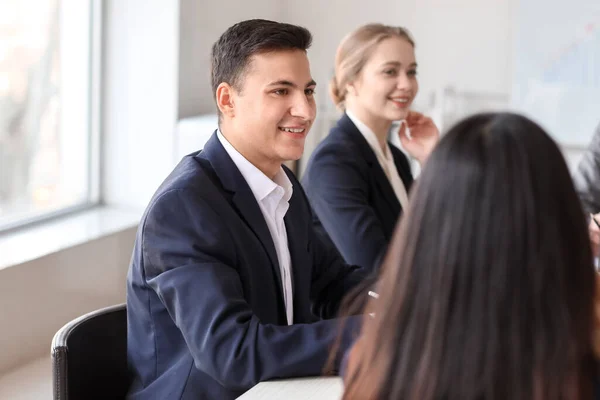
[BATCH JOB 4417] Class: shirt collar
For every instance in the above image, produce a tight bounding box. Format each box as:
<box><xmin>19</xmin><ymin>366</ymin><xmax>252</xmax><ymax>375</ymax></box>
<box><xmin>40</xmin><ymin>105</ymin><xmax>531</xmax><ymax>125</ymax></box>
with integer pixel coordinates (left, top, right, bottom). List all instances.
<box><xmin>217</xmin><ymin>129</ymin><xmax>293</xmax><ymax>203</ymax></box>
<box><xmin>346</xmin><ymin>110</ymin><xmax>391</xmax><ymax>161</ymax></box>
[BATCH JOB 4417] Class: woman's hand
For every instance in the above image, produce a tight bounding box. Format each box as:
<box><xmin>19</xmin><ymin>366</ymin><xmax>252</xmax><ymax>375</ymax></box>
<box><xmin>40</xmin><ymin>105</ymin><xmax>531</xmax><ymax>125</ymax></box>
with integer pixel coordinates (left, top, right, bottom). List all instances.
<box><xmin>398</xmin><ymin>111</ymin><xmax>440</xmax><ymax>164</ymax></box>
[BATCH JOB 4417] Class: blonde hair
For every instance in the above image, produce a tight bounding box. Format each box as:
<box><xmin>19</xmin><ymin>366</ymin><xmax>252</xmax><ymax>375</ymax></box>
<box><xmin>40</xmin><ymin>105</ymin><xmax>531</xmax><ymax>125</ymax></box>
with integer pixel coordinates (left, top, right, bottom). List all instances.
<box><xmin>330</xmin><ymin>23</ymin><xmax>415</xmax><ymax>109</ymax></box>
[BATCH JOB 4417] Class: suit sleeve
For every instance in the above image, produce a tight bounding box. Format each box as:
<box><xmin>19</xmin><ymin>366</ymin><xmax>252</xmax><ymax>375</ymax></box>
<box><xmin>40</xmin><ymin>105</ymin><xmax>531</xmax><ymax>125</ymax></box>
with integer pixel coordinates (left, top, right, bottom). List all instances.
<box><xmin>304</xmin><ymin>145</ymin><xmax>390</xmax><ymax>272</ymax></box>
<box><xmin>140</xmin><ymin>189</ymin><xmax>360</xmax><ymax>391</ymax></box>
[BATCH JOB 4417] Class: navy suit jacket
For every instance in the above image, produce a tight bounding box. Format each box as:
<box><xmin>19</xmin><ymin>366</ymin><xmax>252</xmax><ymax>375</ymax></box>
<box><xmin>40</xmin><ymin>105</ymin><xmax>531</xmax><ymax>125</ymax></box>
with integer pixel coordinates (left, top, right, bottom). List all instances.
<box><xmin>126</xmin><ymin>132</ymin><xmax>366</xmax><ymax>400</ymax></box>
<box><xmin>302</xmin><ymin>113</ymin><xmax>414</xmax><ymax>272</ymax></box>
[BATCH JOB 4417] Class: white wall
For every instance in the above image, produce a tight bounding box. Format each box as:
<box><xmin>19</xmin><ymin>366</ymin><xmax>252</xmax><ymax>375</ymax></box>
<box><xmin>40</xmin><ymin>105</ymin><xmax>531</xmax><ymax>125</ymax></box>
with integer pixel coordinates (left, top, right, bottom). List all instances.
<box><xmin>409</xmin><ymin>0</ymin><xmax>514</xmax><ymax>100</ymax></box>
<box><xmin>0</xmin><ymin>228</ymin><xmax>136</xmax><ymax>375</ymax></box>
<box><xmin>282</xmin><ymin>0</ymin><xmax>513</xmax><ymax>113</ymax></box>
<box><xmin>178</xmin><ymin>0</ymin><xmax>283</xmax><ymax>118</ymax></box>
<box><xmin>102</xmin><ymin>0</ymin><xmax>180</xmax><ymax>208</ymax></box>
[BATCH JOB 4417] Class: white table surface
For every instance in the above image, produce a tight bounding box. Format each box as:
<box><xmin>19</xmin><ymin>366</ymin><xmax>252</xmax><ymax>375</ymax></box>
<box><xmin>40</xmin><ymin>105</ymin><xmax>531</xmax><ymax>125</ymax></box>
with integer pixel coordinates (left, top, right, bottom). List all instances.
<box><xmin>236</xmin><ymin>376</ymin><xmax>343</xmax><ymax>399</ymax></box>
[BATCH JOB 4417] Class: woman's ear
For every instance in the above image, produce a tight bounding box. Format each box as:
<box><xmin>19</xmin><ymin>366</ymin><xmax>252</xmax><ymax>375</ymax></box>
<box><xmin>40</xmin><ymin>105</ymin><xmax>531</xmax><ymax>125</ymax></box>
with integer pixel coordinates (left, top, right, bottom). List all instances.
<box><xmin>346</xmin><ymin>83</ymin><xmax>356</xmax><ymax>96</ymax></box>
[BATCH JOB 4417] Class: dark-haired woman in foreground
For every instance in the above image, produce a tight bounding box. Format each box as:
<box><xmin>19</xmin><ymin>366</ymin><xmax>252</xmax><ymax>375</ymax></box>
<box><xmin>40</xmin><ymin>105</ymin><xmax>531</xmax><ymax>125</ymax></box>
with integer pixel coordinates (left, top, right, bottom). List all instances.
<box><xmin>342</xmin><ymin>112</ymin><xmax>600</xmax><ymax>400</ymax></box>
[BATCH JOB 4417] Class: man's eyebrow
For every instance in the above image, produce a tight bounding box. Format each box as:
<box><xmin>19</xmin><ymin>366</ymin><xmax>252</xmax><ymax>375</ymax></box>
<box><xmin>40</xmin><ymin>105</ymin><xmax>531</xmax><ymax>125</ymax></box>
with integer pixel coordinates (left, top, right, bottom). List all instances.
<box><xmin>266</xmin><ymin>79</ymin><xmax>317</xmax><ymax>88</ymax></box>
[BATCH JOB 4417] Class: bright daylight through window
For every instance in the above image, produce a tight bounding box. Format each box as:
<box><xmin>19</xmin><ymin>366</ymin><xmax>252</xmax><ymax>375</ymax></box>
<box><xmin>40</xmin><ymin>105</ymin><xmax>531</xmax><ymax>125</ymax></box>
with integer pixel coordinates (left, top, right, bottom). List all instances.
<box><xmin>0</xmin><ymin>0</ymin><xmax>96</xmax><ymax>231</ymax></box>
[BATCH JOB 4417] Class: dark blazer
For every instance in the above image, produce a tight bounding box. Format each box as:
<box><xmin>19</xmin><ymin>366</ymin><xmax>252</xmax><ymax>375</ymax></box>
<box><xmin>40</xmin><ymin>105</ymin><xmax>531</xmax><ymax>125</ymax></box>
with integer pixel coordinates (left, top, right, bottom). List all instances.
<box><xmin>126</xmin><ymin>132</ymin><xmax>366</xmax><ymax>400</ymax></box>
<box><xmin>302</xmin><ymin>113</ymin><xmax>414</xmax><ymax>271</ymax></box>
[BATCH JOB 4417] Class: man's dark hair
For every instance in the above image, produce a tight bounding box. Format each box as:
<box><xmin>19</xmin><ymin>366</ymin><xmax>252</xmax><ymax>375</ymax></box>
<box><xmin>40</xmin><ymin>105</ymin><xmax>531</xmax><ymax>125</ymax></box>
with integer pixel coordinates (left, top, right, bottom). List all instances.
<box><xmin>211</xmin><ymin>19</ymin><xmax>312</xmax><ymax>103</ymax></box>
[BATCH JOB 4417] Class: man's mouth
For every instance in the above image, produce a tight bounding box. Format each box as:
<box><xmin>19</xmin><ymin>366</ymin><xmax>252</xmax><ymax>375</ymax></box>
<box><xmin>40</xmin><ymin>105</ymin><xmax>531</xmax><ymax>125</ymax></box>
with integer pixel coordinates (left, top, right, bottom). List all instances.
<box><xmin>279</xmin><ymin>127</ymin><xmax>306</xmax><ymax>133</ymax></box>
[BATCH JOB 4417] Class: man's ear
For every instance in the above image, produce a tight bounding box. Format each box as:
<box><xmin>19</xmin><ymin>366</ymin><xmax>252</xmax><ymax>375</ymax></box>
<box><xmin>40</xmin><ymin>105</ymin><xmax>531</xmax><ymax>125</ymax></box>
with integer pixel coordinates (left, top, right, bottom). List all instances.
<box><xmin>216</xmin><ymin>82</ymin><xmax>236</xmax><ymax>118</ymax></box>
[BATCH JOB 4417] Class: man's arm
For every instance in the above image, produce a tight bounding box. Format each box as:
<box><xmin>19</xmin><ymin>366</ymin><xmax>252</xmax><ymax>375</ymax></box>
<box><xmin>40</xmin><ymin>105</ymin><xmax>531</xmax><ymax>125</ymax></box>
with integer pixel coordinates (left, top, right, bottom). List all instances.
<box><xmin>307</xmin><ymin>220</ymin><xmax>374</xmax><ymax>320</ymax></box>
<box><xmin>141</xmin><ymin>189</ymin><xmax>360</xmax><ymax>391</ymax></box>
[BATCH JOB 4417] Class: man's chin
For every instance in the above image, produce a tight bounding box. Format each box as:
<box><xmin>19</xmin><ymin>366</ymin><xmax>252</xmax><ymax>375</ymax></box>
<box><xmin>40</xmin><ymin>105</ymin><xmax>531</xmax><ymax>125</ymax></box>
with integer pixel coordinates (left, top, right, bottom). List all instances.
<box><xmin>280</xmin><ymin>147</ymin><xmax>304</xmax><ymax>164</ymax></box>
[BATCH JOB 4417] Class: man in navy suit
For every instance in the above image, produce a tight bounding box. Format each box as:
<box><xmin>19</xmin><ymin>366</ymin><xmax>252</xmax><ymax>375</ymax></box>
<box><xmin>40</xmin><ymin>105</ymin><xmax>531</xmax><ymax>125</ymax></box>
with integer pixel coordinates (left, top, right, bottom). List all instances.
<box><xmin>126</xmin><ymin>19</ymin><xmax>367</xmax><ymax>399</ymax></box>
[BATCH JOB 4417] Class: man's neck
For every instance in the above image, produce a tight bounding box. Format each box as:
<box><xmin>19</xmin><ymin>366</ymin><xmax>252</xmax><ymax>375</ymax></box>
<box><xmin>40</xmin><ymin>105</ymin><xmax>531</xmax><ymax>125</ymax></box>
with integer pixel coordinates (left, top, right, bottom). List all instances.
<box><xmin>219</xmin><ymin>126</ymin><xmax>280</xmax><ymax>180</ymax></box>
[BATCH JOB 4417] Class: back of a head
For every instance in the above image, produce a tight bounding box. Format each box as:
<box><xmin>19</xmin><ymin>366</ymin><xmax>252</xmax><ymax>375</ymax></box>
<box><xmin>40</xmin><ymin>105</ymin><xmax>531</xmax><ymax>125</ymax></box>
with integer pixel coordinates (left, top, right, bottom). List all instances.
<box><xmin>344</xmin><ymin>112</ymin><xmax>596</xmax><ymax>400</ymax></box>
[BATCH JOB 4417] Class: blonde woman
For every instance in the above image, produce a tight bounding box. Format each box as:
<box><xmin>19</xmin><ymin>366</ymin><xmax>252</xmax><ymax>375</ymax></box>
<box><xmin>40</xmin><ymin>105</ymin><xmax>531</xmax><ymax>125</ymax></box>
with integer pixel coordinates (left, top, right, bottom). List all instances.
<box><xmin>302</xmin><ymin>24</ymin><xmax>439</xmax><ymax>271</ymax></box>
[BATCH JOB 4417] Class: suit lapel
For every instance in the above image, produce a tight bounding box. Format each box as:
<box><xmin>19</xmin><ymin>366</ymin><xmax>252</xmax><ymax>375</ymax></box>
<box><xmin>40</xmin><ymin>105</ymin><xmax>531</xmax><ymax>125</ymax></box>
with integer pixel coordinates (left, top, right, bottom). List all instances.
<box><xmin>282</xmin><ymin>168</ymin><xmax>313</xmax><ymax>321</ymax></box>
<box><xmin>391</xmin><ymin>146</ymin><xmax>413</xmax><ymax>193</ymax></box>
<box><xmin>231</xmin><ymin>192</ymin><xmax>282</xmax><ymax>286</ymax></box>
<box><xmin>338</xmin><ymin>114</ymin><xmax>401</xmax><ymax>215</ymax></box>
<box><xmin>282</xmin><ymin>189</ymin><xmax>302</xmax><ymax>296</ymax></box>
<box><xmin>372</xmin><ymin>158</ymin><xmax>401</xmax><ymax>216</ymax></box>
<box><xmin>199</xmin><ymin>132</ymin><xmax>284</xmax><ymax>297</ymax></box>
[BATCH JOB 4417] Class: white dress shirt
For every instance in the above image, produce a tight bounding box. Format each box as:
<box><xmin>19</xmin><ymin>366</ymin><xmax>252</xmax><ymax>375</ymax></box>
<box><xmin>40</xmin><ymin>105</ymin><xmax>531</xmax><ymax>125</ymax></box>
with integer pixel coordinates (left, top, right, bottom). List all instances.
<box><xmin>346</xmin><ymin>110</ymin><xmax>409</xmax><ymax>209</ymax></box>
<box><xmin>217</xmin><ymin>130</ymin><xmax>294</xmax><ymax>325</ymax></box>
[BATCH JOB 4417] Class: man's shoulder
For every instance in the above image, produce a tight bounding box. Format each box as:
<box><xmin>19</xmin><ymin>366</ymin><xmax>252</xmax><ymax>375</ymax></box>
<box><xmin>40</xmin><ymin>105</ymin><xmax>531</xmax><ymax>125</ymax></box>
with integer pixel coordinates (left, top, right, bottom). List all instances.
<box><xmin>146</xmin><ymin>152</ymin><xmax>224</xmax><ymax>214</ymax></box>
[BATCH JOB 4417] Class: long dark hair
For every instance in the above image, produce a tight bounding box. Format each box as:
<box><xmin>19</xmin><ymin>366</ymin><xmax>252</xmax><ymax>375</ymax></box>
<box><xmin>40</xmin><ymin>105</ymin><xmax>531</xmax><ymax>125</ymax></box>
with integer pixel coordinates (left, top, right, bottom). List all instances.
<box><xmin>342</xmin><ymin>112</ymin><xmax>596</xmax><ymax>400</ymax></box>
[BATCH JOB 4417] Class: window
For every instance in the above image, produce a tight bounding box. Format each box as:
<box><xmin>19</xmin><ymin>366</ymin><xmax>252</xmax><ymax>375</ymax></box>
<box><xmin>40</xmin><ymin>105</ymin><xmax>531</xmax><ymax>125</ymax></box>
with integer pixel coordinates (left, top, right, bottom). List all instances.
<box><xmin>0</xmin><ymin>0</ymin><xmax>99</xmax><ymax>231</ymax></box>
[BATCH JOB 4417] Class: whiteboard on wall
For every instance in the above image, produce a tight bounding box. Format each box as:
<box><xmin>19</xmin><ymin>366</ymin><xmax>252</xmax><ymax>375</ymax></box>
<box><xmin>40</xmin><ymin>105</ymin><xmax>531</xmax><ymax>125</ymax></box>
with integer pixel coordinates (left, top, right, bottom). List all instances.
<box><xmin>511</xmin><ymin>0</ymin><xmax>600</xmax><ymax>147</ymax></box>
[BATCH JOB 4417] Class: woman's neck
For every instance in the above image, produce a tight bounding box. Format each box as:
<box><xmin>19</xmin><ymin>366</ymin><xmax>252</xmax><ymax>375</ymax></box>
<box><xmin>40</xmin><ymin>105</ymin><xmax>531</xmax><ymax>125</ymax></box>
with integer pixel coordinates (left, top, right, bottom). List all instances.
<box><xmin>346</xmin><ymin>105</ymin><xmax>392</xmax><ymax>153</ymax></box>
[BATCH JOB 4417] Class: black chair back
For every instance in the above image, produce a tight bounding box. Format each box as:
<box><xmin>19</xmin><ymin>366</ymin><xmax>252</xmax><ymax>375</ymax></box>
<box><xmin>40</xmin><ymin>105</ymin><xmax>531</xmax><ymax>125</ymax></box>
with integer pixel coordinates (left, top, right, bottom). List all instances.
<box><xmin>51</xmin><ymin>303</ymin><xmax>130</xmax><ymax>399</ymax></box>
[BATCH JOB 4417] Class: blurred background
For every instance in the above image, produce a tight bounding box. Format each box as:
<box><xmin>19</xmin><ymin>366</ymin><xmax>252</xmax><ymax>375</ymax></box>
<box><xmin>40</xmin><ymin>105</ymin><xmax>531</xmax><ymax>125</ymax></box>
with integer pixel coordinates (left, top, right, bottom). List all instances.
<box><xmin>0</xmin><ymin>0</ymin><xmax>598</xmax><ymax>398</ymax></box>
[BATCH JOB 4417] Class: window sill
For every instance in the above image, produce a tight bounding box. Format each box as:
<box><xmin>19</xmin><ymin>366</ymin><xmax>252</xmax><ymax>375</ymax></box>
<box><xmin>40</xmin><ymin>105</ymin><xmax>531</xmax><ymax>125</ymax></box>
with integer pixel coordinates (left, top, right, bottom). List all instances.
<box><xmin>0</xmin><ymin>206</ymin><xmax>142</xmax><ymax>271</ymax></box>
